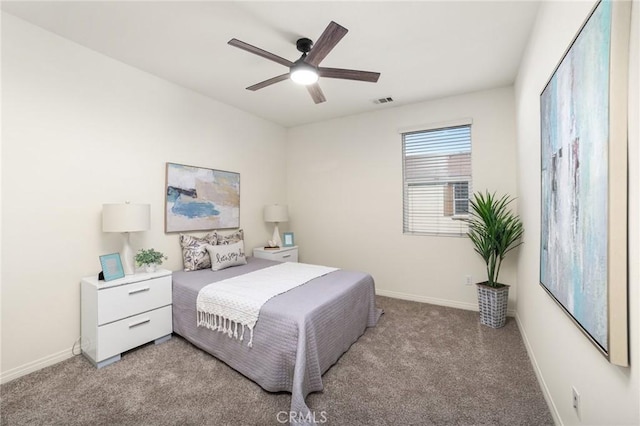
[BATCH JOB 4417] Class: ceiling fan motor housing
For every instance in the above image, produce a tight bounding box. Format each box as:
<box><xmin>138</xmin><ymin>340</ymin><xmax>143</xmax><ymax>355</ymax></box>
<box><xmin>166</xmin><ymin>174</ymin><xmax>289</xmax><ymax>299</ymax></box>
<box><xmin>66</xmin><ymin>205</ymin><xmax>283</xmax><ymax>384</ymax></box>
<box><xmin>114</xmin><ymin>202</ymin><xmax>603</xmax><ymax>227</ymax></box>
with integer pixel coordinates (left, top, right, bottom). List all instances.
<box><xmin>296</xmin><ymin>38</ymin><xmax>313</xmax><ymax>53</ymax></box>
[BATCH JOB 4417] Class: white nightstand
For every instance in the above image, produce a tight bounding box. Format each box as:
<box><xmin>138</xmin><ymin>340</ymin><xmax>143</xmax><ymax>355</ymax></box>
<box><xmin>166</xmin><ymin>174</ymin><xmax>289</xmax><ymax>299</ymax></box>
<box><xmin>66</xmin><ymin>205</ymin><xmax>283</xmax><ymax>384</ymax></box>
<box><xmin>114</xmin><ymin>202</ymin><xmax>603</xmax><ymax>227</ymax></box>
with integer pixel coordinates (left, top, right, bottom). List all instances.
<box><xmin>80</xmin><ymin>269</ymin><xmax>173</xmax><ymax>368</ymax></box>
<box><xmin>253</xmin><ymin>246</ymin><xmax>299</xmax><ymax>263</ymax></box>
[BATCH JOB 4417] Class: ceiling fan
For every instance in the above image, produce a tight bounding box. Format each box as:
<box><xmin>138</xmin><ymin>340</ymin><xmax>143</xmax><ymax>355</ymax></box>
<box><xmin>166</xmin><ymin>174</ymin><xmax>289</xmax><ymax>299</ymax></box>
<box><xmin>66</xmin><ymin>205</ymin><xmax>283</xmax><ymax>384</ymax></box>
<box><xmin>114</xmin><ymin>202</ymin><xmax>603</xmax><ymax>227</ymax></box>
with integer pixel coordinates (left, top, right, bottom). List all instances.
<box><xmin>228</xmin><ymin>21</ymin><xmax>380</xmax><ymax>104</ymax></box>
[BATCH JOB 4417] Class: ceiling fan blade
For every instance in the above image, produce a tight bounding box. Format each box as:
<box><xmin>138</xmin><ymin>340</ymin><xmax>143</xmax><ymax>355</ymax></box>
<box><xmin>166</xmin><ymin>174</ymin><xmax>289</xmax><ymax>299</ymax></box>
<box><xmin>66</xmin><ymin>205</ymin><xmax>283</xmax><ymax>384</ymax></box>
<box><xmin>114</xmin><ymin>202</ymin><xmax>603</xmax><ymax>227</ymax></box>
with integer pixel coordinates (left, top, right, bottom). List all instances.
<box><xmin>228</xmin><ymin>38</ymin><xmax>294</xmax><ymax>67</ymax></box>
<box><xmin>307</xmin><ymin>83</ymin><xmax>326</xmax><ymax>104</ymax></box>
<box><xmin>246</xmin><ymin>74</ymin><xmax>290</xmax><ymax>91</ymax></box>
<box><xmin>318</xmin><ymin>67</ymin><xmax>380</xmax><ymax>83</ymax></box>
<box><xmin>304</xmin><ymin>21</ymin><xmax>348</xmax><ymax>66</ymax></box>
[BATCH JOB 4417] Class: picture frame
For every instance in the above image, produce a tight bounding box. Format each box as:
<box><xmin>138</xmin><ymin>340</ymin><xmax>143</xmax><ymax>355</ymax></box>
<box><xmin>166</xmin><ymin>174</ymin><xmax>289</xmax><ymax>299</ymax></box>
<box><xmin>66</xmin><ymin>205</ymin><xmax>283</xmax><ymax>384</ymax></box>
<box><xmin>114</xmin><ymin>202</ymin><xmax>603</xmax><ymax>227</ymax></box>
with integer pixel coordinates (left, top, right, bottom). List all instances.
<box><xmin>539</xmin><ymin>0</ymin><xmax>630</xmax><ymax>366</ymax></box>
<box><xmin>165</xmin><ymin>162</ymin><xmax>240</xmax><ymax>233</ymax></box>
<box><xmin>99</xmin><ymin>253</ymin><xmax>125</xmax><ymax>281</ymax></box>
<box><xmin>283</xmin><ymin>232</ymin><xmax>295</xmax><ymax>247</ymax></box>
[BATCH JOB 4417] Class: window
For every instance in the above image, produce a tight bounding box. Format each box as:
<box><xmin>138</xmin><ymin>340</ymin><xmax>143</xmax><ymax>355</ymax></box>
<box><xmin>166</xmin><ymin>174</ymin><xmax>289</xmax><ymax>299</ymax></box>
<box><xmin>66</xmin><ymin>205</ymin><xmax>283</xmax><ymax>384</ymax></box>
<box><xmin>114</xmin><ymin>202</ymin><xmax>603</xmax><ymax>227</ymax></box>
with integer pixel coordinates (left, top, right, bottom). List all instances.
<box><xmin>402</xmin><ymin>124</ymin><xmax>472</xmax><ymax>236</ymax></box>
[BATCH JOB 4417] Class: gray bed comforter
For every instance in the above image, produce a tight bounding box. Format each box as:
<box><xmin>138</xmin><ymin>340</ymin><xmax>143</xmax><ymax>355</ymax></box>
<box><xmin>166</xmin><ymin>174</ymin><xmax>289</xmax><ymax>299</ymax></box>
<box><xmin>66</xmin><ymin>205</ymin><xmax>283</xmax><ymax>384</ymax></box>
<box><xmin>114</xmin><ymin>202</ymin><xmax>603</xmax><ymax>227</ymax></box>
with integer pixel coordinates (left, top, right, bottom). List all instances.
<box><xmin>172</xmin><ymin>257</ymin><xmax>382</xmax><ymax>424</ymax></box>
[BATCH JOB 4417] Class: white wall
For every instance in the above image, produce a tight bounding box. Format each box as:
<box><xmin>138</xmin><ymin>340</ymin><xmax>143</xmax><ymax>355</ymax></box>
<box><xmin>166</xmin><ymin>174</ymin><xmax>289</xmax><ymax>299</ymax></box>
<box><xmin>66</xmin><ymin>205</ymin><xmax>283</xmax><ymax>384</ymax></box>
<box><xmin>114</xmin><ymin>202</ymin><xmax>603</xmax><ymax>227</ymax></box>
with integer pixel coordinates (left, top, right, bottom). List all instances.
<box><xmin>0</xmin><ymin>13</ymin><xmax>287</xmax><ymax>382</ymax></box>
<box><xmin>0</xmin><ymin>11</ymin><xmax>3</xmax><ymax>383</ymax></box>
<box><xmin>514</xmin><ymin>1</ymin><xmax>639</xmax><ymax>424</ymax></box>
<box><xmin>286</xmin><ymin>87</ymin><xmax>518</xmax><ymax>312</ymax></box>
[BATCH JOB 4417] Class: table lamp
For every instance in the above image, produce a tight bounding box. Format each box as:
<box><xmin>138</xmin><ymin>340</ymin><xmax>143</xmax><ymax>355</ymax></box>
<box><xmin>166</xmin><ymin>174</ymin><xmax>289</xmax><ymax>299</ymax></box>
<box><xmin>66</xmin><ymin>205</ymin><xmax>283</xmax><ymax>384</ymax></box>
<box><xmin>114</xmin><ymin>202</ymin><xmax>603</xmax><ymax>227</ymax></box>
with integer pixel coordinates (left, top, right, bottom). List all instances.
<box><xmin>263</xmin><ymin>204</ymin><xmax>289</xmax><ymax>248</ymax></box>
<box><xmin>102</xmin><ymin>202</ymin><xmax>150</xmax><ymax>274</ymax></box>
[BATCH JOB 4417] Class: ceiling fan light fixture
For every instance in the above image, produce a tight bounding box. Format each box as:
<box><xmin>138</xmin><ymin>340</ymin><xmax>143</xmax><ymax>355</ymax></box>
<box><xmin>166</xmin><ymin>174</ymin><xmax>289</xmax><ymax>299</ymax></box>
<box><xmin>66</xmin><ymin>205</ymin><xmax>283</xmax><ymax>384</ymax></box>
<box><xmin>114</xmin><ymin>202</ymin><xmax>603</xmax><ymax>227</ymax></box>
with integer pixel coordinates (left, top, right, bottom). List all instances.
<box><xmin>290</xmin><ymin>64</ymin><xmax>318</xmax><ymax>85</ymax></box>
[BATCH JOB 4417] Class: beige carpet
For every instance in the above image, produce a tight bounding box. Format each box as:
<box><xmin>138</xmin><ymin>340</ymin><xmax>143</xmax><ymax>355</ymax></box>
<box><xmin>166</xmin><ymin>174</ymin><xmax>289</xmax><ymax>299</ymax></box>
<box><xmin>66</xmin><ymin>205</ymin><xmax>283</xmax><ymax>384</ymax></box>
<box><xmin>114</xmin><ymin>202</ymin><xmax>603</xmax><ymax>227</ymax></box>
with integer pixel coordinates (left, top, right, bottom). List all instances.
<box><xmin>1</xmin><ymin>296</ymin><xmax>553</xmax><ymax>425</ymax></box>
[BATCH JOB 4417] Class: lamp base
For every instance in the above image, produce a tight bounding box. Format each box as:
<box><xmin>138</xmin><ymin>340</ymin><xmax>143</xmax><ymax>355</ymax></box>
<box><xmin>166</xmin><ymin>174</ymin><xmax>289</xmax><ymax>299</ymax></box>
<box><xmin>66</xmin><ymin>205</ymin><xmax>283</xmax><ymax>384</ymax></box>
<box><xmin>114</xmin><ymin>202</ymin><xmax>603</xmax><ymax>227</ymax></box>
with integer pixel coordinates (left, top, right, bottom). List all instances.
<box><xmin>121</xmin><ymin>232</ymin><xmax>135</xmax><ymax>275</ymax></box>
<box><xmin>272</xmin><ymin>224</ymin><xmax>282</xmax><ymax>248</ymax></box>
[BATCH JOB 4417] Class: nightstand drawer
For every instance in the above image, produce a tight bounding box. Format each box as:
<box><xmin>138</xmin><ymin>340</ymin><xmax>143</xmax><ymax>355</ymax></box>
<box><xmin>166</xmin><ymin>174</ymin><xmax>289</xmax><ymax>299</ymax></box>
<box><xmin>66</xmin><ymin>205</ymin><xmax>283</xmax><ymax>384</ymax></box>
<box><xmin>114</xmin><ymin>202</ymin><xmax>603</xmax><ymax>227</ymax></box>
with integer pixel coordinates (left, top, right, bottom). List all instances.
<box><xmin>272</xmin><ymin>250</ymin><xmax>298</xmax><ymax>262</ymax></box>
<box><xmin>98</xmin><ymin>275</ymin><xmax>171</xmax><ymax>325</ymax></box>
<box><xmin>96</xmin><ymin>305</ymin><xmax>172</xmax><ymax>361</ymax></box>
<box><xmin>253</xmin><ymin>246</ymin><xmax>299</xmax><ymax>263</ymax></box>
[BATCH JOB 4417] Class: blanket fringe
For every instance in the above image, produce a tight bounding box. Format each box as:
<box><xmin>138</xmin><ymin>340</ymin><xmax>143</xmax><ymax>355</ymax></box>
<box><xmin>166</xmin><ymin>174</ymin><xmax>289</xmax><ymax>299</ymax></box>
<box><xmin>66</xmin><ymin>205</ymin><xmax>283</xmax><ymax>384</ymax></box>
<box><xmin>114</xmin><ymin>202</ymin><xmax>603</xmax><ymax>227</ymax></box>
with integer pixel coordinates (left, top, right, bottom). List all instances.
<box><xmin>198</xmin><ymin>311</ymin><xmax>252</xmax><ymax>347</ymax></box>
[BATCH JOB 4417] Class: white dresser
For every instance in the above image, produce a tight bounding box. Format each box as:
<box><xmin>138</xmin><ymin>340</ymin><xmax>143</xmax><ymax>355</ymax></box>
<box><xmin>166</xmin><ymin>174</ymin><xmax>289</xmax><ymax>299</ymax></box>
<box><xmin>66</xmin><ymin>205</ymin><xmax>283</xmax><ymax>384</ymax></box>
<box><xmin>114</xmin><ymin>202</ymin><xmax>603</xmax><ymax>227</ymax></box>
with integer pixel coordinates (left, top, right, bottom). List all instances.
<box><xmin>253</xmin><ymin>246</ymin><xmax>299</xmax><ymax>263</ymax></box>
<box><xmin>81</xmin><ymin>269</ymin><xmax>172</xmax><ymax>368</ymax></box>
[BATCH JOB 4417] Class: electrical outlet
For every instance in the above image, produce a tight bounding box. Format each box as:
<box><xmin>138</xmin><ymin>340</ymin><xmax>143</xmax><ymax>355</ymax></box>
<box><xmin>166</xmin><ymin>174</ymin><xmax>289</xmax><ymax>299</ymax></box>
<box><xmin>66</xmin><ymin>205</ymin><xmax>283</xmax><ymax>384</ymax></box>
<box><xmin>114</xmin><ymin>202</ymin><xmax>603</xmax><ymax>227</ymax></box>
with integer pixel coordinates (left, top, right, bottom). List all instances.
<box><xmin>465</xmin><ymin>275</ymin><xmax>472</xmax><ymax>286</ymax></box>
<box><xmin>572</xmin><ymin>386</ymin><xmax>581</xmax><ymax>419</ymax></box>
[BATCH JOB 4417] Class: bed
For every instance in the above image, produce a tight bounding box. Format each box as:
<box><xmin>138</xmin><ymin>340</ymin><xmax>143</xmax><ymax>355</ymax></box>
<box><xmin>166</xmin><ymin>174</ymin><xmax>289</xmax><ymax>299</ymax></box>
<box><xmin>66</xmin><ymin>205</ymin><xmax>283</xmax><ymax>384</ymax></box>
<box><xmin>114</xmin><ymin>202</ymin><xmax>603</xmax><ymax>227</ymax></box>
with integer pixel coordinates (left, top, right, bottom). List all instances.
<box><xmin>172</xmin><ymin>257</ymin><xmax>382</xmax><ymax>423</ymax></box>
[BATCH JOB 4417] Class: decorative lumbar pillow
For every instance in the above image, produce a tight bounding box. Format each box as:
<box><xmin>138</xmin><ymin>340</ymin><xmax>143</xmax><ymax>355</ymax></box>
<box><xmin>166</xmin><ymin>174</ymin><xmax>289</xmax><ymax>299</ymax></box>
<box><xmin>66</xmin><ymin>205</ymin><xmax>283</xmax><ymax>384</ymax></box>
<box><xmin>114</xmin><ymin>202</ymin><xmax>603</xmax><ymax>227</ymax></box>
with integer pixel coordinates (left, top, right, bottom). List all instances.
<box><xmin>217</xmin><ymin>229</ymin><xmax>244</xmax><ymax>245</ymax></box>
<box><xmin>180</xmin><ymin>232</ymin><xmax>218</xmax><ymax>271</ymax></box>
<box><xmin>206</xmin><ymin>241</ymin><xmax>247</xmax><ymax>271</ymax></box>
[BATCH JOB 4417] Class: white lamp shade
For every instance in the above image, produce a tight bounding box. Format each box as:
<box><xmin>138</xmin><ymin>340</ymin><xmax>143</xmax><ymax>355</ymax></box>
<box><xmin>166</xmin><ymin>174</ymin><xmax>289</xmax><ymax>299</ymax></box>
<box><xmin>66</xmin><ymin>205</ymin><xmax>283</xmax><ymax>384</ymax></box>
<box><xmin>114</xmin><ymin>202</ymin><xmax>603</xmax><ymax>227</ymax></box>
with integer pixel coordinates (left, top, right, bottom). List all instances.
<box><xmin>102</xmin><ymin>203</ymin><xmax>150</xmax><ymax>232</ymax></box>
<box><xmin>263</xmin><ymin>204</ymin><xmax>289</xmax><ymax>223</ymax></box>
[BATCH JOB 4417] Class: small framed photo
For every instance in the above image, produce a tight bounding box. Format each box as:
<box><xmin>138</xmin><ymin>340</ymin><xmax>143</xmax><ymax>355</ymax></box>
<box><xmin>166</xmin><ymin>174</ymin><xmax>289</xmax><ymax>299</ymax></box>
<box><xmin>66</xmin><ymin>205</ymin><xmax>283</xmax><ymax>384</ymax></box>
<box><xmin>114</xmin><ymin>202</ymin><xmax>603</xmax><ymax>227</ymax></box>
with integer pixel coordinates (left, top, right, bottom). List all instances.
<box><xmin>100</xmin><ymin>253</ymin><xmax>125</xmax><ymax>281</ymax></box>
<box><xmin>283</xmin><ymin>232</ymin><xmax>295</xmax><ymax>247</ymax></box>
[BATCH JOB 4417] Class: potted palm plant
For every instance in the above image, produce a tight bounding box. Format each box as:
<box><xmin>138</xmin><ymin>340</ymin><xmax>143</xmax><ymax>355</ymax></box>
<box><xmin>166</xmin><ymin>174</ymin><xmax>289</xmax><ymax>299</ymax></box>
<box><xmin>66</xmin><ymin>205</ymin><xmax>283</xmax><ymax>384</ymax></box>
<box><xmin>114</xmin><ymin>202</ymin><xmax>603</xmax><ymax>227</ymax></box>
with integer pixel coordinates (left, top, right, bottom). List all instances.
<box><xmin>135</xmin><ymin>248</ymin><xmax>167</xmax><ymax>273</ymax></box>
<box><xmin>467</xmin><ymin>191</ymin><xmax>524</xmax><ymax>328</ymax></box>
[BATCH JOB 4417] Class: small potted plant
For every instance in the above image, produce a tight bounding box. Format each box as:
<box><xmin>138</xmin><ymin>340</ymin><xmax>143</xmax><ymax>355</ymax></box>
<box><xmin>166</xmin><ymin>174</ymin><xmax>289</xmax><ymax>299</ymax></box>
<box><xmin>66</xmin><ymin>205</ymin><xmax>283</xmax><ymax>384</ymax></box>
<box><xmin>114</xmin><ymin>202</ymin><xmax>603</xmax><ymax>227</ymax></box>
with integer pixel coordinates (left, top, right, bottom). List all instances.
<box><xmin>467</xmin><ymin>191</ymin><xmax>524</xmax><ymax>328</ymax></box>
<box><xmin>134</xmin><ymin>248</ymin><xmax>167</xmax><ymax>273</ymax></box>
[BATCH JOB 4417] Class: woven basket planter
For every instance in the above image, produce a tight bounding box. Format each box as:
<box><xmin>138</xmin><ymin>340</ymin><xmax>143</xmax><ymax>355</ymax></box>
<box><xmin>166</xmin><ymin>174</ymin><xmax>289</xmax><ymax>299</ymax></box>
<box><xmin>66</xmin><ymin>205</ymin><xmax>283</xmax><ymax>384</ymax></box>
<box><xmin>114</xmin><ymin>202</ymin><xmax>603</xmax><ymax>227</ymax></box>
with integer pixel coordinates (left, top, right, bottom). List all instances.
<box><xmin>476</xmin><ymin>283</ymin><xmax>509</xmax><ymax>328</ymax></box>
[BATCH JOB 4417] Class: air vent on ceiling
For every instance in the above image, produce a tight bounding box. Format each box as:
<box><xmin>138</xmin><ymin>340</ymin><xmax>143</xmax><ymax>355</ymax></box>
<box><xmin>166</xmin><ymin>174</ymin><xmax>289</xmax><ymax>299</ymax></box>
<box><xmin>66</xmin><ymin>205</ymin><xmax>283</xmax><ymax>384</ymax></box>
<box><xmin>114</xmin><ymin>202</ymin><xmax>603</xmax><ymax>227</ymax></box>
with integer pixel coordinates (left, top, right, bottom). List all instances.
<box><xmin>373</xmin><ymin>97</ymin><xmax>394</xmax><ymax>104</ymax></box>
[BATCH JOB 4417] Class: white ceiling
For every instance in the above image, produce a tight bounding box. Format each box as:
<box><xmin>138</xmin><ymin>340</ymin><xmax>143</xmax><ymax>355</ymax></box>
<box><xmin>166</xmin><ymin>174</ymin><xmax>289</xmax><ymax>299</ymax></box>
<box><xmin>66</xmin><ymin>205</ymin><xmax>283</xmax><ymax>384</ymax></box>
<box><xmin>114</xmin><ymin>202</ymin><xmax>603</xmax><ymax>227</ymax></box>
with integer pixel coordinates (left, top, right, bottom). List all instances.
<box><xmin>1</xmin><ymin>1</ymin><xmax>540</xmax><ymax>128</ymax></box>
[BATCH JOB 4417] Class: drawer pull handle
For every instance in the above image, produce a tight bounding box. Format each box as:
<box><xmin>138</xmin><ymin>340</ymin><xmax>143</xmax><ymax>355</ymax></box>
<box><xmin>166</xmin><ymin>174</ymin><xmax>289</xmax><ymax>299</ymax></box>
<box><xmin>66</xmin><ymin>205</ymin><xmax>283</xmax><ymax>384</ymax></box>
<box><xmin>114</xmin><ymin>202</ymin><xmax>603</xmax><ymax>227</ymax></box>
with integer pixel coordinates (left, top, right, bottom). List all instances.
<box><xmin>128</xmin><ymin>287</ymin><xmax>150</xmax><ymax>295</ymax></box>
<box><xmin>282</xmin><ymin>254</ymin><xmax>291</xmax><ymax>258</ymax></box>
<box><xmin>129</xmin><ymin>319</ymin><xmax>150</xmax><ymax>328</ymax></box>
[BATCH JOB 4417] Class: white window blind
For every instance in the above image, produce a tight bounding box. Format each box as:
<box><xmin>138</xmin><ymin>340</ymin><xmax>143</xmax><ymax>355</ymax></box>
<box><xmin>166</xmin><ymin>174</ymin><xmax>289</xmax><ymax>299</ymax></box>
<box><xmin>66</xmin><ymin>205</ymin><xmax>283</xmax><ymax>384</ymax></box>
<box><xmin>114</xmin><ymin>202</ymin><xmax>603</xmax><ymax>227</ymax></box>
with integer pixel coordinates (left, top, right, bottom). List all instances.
<box><xmin>402</xmin><ymin>125</ymin><xmax>472</xmax><ymax>236</ymax></box>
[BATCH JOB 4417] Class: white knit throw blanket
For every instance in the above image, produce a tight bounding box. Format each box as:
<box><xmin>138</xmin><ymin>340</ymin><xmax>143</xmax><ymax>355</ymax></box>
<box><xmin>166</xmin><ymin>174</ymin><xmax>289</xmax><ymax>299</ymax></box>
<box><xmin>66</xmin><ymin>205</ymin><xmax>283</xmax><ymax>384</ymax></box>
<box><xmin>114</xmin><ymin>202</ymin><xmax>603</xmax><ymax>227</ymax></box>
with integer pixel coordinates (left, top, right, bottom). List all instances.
<box><xmin>196</xmin><ymin>262</ymin><xmax>338</xmax><ymax>347</ymax></box>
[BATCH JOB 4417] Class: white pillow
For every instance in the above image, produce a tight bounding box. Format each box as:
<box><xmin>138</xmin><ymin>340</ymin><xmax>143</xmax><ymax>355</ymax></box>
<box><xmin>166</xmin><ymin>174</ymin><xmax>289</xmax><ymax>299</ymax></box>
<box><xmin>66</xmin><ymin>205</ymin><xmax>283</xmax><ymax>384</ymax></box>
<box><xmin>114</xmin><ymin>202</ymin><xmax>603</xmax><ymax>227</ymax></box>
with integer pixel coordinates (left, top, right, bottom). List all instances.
<box><xmin>206</xmin><ymin>241</ymin><xmax>247</xmax><ymax>271</ymax></box>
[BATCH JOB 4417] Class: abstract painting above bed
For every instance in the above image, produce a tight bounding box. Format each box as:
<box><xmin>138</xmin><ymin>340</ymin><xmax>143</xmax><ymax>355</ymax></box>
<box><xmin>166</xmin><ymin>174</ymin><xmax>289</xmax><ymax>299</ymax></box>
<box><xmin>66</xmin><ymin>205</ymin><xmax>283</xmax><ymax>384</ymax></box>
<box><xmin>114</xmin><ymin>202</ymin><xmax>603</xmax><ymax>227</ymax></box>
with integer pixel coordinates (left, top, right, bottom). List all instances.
<box><xmin>165</xmin><ymin>162</ymin><xmax>240</xmax><ymax>232</ymax></box>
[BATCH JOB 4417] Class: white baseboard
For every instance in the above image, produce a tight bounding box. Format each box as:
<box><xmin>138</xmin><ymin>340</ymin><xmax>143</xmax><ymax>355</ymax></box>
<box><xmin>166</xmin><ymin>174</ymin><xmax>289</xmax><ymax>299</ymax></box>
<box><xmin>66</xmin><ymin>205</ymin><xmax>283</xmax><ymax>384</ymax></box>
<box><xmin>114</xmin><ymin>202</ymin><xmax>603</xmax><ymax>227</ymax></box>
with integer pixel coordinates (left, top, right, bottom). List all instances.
<box><xmin>376</xmin><ymin>288</ymin><xmax>516</xmax><ymax>317</ymax></box>
<box><xmin>515</xmin><ymin>313</ymin><xmax>562</xmax><ymax>426</ymax></box>
<box><xmin>1</xmin><ymin>347</ymin><xmax>76</xmax><ymax>384</ymax></box>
